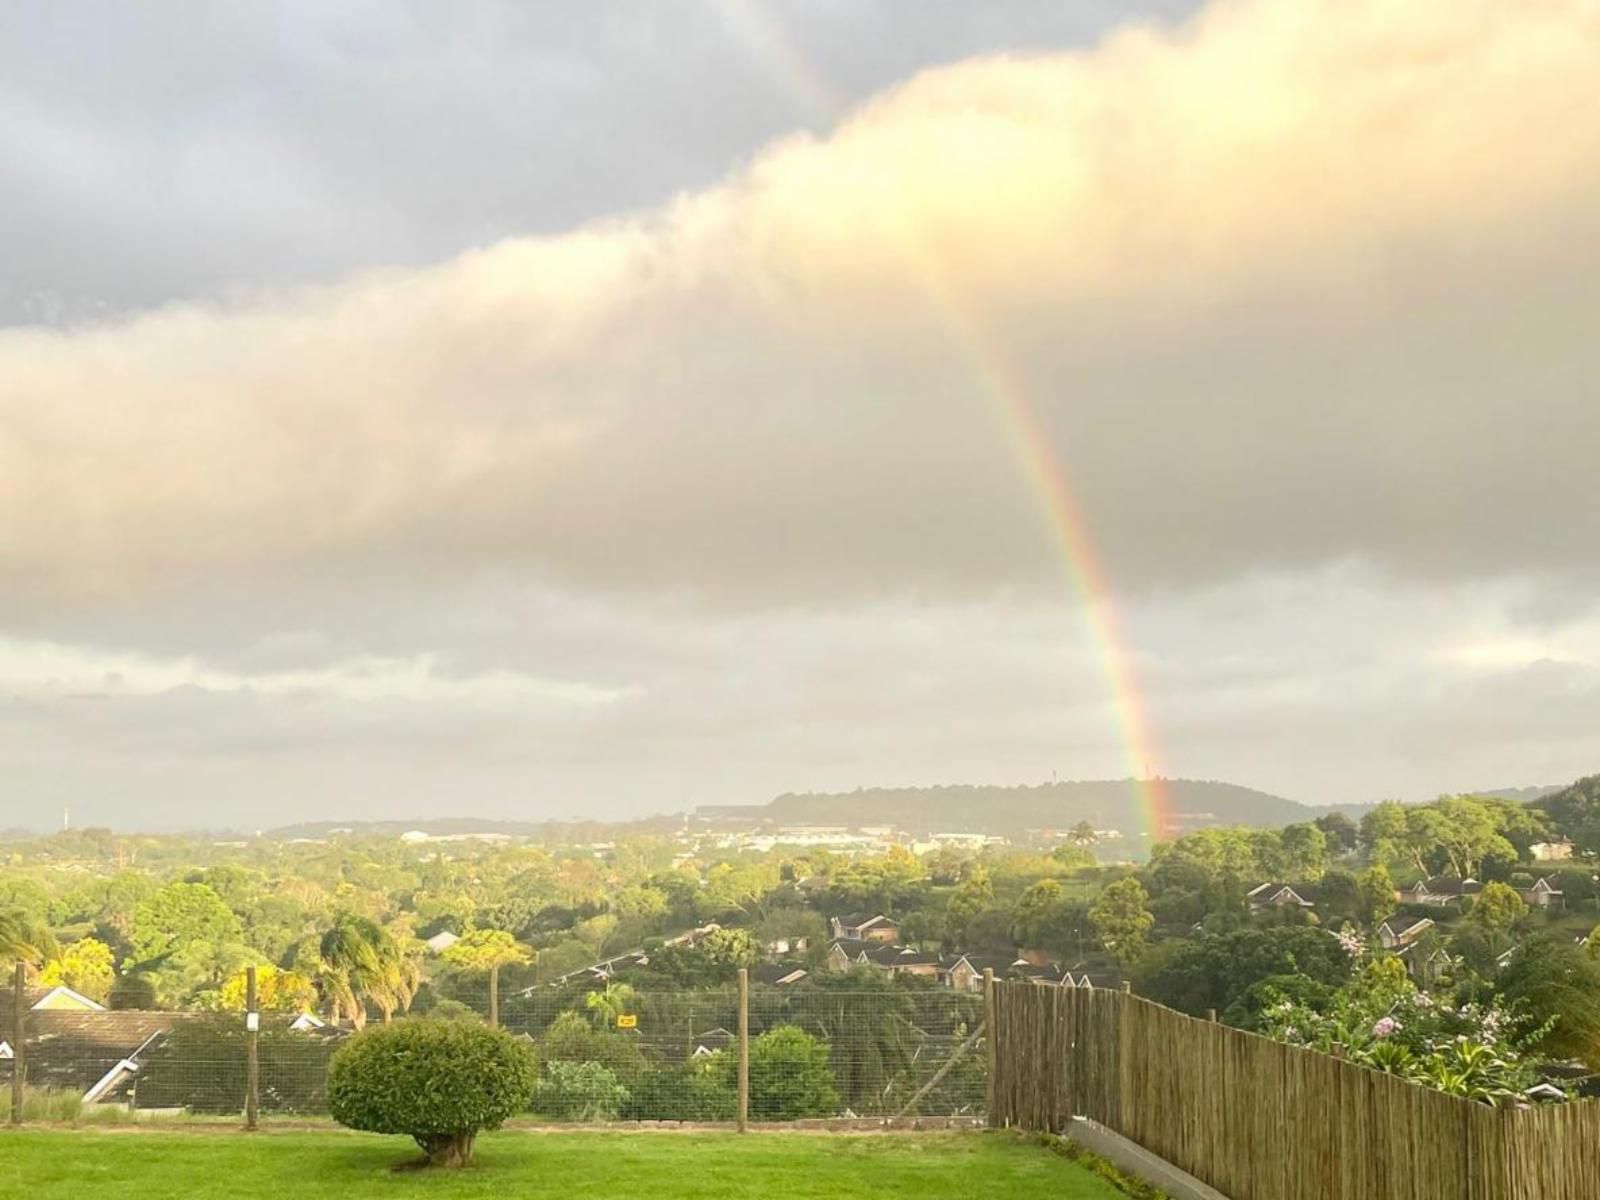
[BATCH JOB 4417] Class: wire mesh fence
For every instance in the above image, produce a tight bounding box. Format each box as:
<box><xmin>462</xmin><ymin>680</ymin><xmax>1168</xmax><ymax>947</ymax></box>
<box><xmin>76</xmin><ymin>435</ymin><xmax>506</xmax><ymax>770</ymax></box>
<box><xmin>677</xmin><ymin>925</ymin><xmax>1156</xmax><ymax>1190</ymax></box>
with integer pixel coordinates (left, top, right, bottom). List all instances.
<box><xmin>3</xmin><ymin>974</ymin><xmax>989</xmax><ymax>1127</ymax></box>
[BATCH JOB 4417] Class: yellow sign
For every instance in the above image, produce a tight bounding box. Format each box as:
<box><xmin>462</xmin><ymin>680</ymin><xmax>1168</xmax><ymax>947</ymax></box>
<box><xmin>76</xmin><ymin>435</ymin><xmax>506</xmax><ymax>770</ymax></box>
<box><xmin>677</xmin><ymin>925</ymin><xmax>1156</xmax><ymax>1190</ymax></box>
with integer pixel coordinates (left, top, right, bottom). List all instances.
<box><xmin>616</xmin><ymin>1014</ymin><xmax>638</xmax><ymax>1029</ymax></box>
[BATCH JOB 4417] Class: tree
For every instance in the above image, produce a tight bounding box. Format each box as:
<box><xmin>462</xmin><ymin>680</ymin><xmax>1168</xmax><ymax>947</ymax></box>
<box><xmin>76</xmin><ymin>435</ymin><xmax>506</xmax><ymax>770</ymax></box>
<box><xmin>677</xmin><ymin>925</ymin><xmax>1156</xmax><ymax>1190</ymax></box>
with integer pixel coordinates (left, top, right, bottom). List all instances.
<box><xmin>582</xmin><ymin>982</ymin><xmax>638</xmax><ymax>1027</ymax></box>
<box><xmin>38</xmin><ymin>937</ymin><xmax>115</xmax><ymax>1002</ymax></box>
<box><xmin>1359</xmin><ymin>802</ymin><xmax>1409</xmax><ymax>865</ymax></box>
<box><xmin>1010</xmin><ymin>880</ymin><xmax>1089</xmax><ymax>961</ymax></box>
<box><xmin>1278</xmin><ymin>823</ymin><xmax>1328</xmax><ymax>879</ymax></box>
<box><xmin>1533</xmin><ymin>774</ymin><xmax>1600</xmax><ymax>857</ymax></box>
<box><xmin>700</xmin><ymin>926</ymin><xmax>760</xmax><ymax>972</ymax></box>
<box><xmin>1467</xmin><ymin>881</ymin><xmax>1526</xmax><ymax>935</ymax></box>
<box><xmin>1068</xmin><ymin>821</ymin><xmax>1099</xmax><ymax>848</ymax></box>
<box><xmin>108</xmin><ymin>971</ymin><xmax>158</xmax><ymax>1010</ymax></box>
<box><xmin>216</xmin><ymin>964</ymin><xmax>317</xmax><ymax>1013</ymax></box>
<box><xmin>129</xmin><ymin>882</ymin><xmax>242</xmax><ymax>967</ymax></box>
<box><xmin>0</xmin><ymin>908</ymin><xmax>59</xmax><ymax>971</ymax></box>
<box><xmin>1357</xmin><ymin>865</ymin><xmax>1397</xmax><ymax>926</ymax></box>
<box><xmin>945</xmin><ymin>867</ymin><xmax>994</xmax><ymax>945</ymax></box>
<box><xmin>318</xmin><ymin>915</ymin><xmax>406</xmax><ymax>1030</ymax></box>
<box><xmin>441</xmin><ymin>928</ymin><xmax>532</xmax><ymax>1028</ymax></box>
<box><xmin>1314</xmin><ymin>812</ymin><xmax>1360</xmax><ymax>856</ymax></box>
<box><xmin>1089</xmin><ymin>878</ymin><xmax>1154</xmax><ymax>964</ymax></box>
<box><xmin>1136</xmin><ymin>926</ymin><xmax>1353</xmax><ymax>1020</ymax></box>
<box><xmin>328</xmin><ymin>1019</ymin><xmax>538</xmax><ymax>1167</ymax></box>
<box><xmin>1495</xmin><ymin>938</ymin><xmax>1600</xmax><ymax>1067</ymax></box>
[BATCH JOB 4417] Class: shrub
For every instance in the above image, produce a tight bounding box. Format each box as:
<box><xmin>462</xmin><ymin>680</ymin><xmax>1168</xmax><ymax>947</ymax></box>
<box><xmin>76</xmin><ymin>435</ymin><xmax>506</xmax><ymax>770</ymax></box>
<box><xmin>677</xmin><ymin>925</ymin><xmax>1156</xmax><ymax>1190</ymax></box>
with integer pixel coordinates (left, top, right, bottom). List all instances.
<box><xmin>327</xmin><ymin>1019</ymin><xmax>538</xmax><ymax>1166</ymax></box>
<box><xmin>533</xmin><ymin>1060</ymin><xmax>629</xmax><ymax>1121</ymax></box>
<box><xmin>738</xmin><ymin>1025</ymin><xmax>838</xmax><ymax>1120</ymax></box>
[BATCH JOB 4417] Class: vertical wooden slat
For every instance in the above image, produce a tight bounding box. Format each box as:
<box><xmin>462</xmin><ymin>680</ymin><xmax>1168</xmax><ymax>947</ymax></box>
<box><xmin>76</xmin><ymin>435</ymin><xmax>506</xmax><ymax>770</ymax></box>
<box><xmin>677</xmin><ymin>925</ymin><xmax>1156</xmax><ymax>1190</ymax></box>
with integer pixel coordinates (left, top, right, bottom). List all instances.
<box><xmin>987</xmin><ymin>980</ymin><xmax>1600</xmax><ymax>1200</ymax></box>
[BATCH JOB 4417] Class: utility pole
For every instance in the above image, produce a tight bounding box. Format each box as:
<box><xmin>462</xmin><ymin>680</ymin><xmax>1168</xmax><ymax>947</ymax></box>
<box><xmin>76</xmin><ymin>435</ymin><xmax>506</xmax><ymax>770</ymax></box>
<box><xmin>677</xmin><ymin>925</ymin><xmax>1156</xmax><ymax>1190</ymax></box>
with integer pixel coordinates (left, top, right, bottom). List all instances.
<box><xmin>11</xmin><ymin>962</ymin><xmax>26</xmax><ymax>1126</ymax></box>
<box><xmin>245</xmin><ymin>966</ymin><xmax>259</xmax><ymax>1131</ymax></box>
<box><xmin>737</xmin><ymin>968</ymin><xmax>749</xmax><ymax>1133</ymax></box>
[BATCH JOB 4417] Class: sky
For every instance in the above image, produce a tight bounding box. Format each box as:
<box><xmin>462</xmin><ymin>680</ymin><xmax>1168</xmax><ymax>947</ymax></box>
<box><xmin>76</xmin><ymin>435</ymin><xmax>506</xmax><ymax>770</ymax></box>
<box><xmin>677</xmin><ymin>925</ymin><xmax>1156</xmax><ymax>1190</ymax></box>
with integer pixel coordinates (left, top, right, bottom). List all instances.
<box><xmin>3</xmin><ymin>0</ymin><xmax>1600</xmax><ymax>832</ymax></box>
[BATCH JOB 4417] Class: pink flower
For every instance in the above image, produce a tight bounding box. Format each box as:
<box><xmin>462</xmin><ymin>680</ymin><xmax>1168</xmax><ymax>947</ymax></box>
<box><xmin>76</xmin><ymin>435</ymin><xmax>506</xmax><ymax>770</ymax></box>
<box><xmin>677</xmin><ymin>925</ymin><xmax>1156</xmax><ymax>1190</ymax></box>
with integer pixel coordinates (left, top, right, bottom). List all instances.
<box><xmin>1372</xmin><ymin>1017</ymin><xmax>1400</xmax><ymax>1038</ymax></box>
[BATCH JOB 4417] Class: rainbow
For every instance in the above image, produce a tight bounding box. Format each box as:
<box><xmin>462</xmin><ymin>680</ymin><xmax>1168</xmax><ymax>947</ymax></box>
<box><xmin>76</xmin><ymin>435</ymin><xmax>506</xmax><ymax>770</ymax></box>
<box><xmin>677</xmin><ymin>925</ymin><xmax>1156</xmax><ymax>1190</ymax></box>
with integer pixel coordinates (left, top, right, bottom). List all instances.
<box><xmin>719</xmin><ymin>3</ymin><xmax>1173</xmax><ymax>840</ymax></box>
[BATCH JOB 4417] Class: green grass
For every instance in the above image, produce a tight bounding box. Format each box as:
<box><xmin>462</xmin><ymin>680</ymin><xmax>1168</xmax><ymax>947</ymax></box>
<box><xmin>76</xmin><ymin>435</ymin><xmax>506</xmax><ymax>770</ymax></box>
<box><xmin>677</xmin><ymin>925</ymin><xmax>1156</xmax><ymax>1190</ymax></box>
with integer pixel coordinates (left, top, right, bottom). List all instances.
<box><xmin>0</xmin><ymin>1130</ymin><xmax>1127</xmax><ymax>1199</ymax></box>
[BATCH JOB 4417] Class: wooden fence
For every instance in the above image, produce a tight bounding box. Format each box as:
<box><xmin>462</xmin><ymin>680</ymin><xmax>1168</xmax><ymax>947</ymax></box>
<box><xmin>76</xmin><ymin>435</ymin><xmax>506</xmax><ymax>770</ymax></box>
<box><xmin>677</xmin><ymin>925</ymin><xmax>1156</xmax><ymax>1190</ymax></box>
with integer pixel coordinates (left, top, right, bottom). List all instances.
<box><xmin>987</xmin><ymin>982</ymin><xmax>1600</xmax><ymax>1200</ymax></box>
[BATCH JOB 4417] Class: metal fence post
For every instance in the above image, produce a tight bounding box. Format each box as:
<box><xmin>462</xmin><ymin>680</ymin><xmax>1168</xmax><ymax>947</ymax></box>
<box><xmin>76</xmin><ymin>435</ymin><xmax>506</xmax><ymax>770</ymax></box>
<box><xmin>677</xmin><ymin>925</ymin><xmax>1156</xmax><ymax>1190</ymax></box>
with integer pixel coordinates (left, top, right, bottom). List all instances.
<box><xmin>10</xmin><ymin>962</ymin><xmax>25</xmax><ymax>1126</ymax></box>
<box><xmin>245</xmin><ymin>965</ymin><xmax>260</xmax><ymax>1131</ymax></box>
<box><xmin>737</xmin><ymin>967</ymin><xmax>749</xmax><ymax>1133</ymax></box>
<box><xmin>983</xmin><ymin>968</ymin><xmax>997</xmax><ymax>1128</ymax></box>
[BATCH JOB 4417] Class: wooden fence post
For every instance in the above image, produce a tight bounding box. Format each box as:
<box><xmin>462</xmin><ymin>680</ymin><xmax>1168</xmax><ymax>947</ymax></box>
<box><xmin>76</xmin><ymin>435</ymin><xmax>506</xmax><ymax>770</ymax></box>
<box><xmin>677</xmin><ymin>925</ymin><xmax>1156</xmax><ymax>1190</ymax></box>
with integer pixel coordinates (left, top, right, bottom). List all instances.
<box><xmin>10</xmin><ymin>962</ymin><xmax>25</xmax><ymax>1126</ymax></box>
<box><xmin>983</xmin><ymin>968</ymin><xmax>997</xmax><ymax>1128</ymax></box>
<box><xmin>245</xmin><ymin>965</ymin><xmax>260</xmax><ymax>1131</ymax></box>
<box><xmin>736</xmin><ymin>967</ymin><xmax>749</xmax><ymax>1133</ymax></box>
<box><xmin>489</xmin><ymin>964</ymin><xmax>500</xmax><ymax>1030</ymax></box>
<box><xmin>1206</xmin><ymin>1008</ymin><xmax>1217</xmax><ymax>1023</ymax></box>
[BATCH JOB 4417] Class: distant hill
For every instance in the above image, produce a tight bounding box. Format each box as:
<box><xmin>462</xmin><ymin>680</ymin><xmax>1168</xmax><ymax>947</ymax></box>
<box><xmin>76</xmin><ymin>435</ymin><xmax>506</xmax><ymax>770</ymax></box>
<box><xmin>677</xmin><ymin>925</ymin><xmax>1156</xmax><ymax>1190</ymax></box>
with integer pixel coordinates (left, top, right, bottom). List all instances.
<box><xmin>704</xmin><ymin>779</ymin><xmax>1331</xmax><ymax>838</ymax></box>
<box><xmin>1479</xmin><ymin>784</ymin><xmax>1566</xmax><ymax>804</ymax></box>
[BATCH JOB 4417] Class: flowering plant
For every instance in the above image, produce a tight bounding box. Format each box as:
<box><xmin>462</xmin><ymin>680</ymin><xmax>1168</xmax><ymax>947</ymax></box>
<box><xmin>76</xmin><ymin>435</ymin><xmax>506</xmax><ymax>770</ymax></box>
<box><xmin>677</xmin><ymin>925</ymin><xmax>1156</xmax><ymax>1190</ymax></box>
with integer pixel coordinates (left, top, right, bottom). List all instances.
<box><xmin>1258</xmin><ymin>951</ymin><xmax>1556</xmax><ymax>1106</ymax></box>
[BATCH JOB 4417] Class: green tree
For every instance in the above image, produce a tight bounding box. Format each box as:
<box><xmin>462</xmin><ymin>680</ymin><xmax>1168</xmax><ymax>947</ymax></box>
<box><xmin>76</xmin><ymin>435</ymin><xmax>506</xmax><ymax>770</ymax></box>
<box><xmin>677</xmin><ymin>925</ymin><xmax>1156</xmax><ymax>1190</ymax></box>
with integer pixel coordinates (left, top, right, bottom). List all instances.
<box><xmin>442</xmin><ymin>928</ymin><xmax>532</xmax><ymax>1027</ymax></box>
<box><xmin>1467</xmin><ymin>881</ymin><xmax>1526</xmax><ymax>935</ymax></box>
<box><xmin>0</xmin><ymin>908</ymin><xmax>58</xmax><ymax>971</ymax></box>
<box><xmin>1495</xmin><ymin>938</ymin><xmax>1600</xmax><ymax>1066</ymax></box>
<box><xmin>318</xmin><ymin>915</ymin><xmax>406</xmax><ymax>1030</ymax></box>
<box><xmin>1089</xmin><ymin>878</ymin><xmax>1154</xmax><ymax>964</ymax></box>
<box><xmin>1278</xmin><ymin>823</ymin><xmax>1327</xmax><ymax>879</ymax></box>
<box><xmin>1357</xmin><ymin>865</ymin><xmax>1397</xmax><ymax>926</ymax></box>
<box><xmin>328</xmin><ymin>1020</ymin><xmax>538</xmax><ymax>1167</ymax></box>
<box><xmin>945</xmin><ymin>866</ymin><xmax>994</xmax><ymax>945</ymax></box>
<box><xmin>128</xmin><ymin>883</ymin><xmax>242</xmax><ymax>968</ymax></box>
<box><xmin>700</xmin><ymin>926</ymin><xmax>761</xmax><ymax>973</ymax></box>
<box><xmin>1314</xmin><ymin>812</ymin><xmax>1360</xmax><ymax>856</ymax></box>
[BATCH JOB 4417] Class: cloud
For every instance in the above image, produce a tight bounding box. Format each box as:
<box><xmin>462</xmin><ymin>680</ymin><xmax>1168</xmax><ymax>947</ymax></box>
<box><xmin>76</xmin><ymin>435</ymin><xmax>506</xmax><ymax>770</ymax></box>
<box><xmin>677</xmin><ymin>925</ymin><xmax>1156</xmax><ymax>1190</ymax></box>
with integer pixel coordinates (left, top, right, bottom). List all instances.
<box><xmin>3</xmin><ymin>0</ymin><xmax>1598</xmax><ymax>620</ymax></box>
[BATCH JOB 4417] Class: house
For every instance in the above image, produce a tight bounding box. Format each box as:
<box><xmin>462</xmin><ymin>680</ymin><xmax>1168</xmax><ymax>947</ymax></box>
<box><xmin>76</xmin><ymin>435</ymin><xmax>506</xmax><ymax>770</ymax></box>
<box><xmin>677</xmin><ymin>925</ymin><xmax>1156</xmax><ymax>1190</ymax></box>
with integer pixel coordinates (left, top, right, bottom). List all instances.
<box><xmin>1064</xmin><ymin>971</ymin><xmax>1125</xmax><ymax>990</ymax></box>
<box><xmin>1519</xmin><ymin>875</ymin><xmax>1565</xmax><ymax>911</ymax></box>
<box><xmin>944</xmin><ymin>954</ymin><xmax>1012</xmax><ymax>992</ymax></box>
<box><xmin>1396</xmin><ymin>941</ymin><xmax>1453</xmax><ymax>987</ymax></box>
<box><xmin>751</xmin><ymin>964</ymin><xmax>808</xmax><ymax>986</ymax></box>
<box><xmin>1378</xmin><ymin>916</ymin><xmax>1434</xmax><ymax>950</ymax></box>
<box><xmin>829</xmin><ymin>914</ymin><xmax>901</xmax><ymax>943</ymax></box>
<box><xmin>691</xmin><ymin>1028</ymin><xmax>735</xmax><ymax>1057</ymax></box>
<box><xmin>825</xmin><ymin>938</ymin><xmax>872</xmax><ymax>972</ymax></box>
<box><xmin>876</xmin><ymin>947</ymin><xmax>943</xmax><ymax>979</ymax></box>
<box><xmin>1398</xmin><ymin>876</ymin><xmax>1483</xmax><ymax>907</ymax></box>
<box><xmin>1531</xmin><ymin>841</ymin><xmax>1575</xmax><ymax>863</ymax></box>
<box><xmin>1247</xmin><ymin>882</ymin><xmax>1319</xmax><ymax>911</ymax></box>
<box><xmin>424</xmin><ymin>930</ymin><xmax>461</xmax><ymax>955</ymax></box>
<box><xmin>0</xmin><ymin>1009</ymin><xmax>187</xmax><ymax>1099</ymax></box>
<box><xmin>24</xmin><ymin>985</ymin><xmax>106</xmax><ymax>1012</ymax></box>
<box><xmin>763</xmin><ymin>934</ymin><xmax>810</xmax><ymax>956</ymax></box>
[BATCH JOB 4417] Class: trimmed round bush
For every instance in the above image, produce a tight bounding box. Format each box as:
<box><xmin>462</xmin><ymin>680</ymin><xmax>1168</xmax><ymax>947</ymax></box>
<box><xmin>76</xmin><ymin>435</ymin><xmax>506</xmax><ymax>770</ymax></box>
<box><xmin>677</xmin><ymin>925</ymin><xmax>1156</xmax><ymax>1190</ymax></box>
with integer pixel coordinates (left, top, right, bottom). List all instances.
<box><xmin>327</xmin><ymin>1019</ymin><xmax>538</xmax><ymax>1167</ymax></box>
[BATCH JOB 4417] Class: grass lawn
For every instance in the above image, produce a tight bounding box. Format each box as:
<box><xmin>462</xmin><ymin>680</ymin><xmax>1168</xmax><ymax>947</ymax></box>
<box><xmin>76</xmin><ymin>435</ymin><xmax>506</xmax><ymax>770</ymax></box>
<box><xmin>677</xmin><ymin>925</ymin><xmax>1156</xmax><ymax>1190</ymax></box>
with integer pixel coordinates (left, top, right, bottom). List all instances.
<box><xmin>0</xmin><ymin>1130</ymin><xmax>1127</xmax><ymax>1199</ymax></box>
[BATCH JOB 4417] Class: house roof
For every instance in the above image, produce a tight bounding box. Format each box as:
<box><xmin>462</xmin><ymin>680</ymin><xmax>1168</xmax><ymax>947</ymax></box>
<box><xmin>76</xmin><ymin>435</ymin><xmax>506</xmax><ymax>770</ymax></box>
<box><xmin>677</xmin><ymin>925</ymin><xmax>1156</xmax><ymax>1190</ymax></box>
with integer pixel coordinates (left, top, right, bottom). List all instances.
<box><xmin>947</xmin><ymin>953</ymin><xmax>1012</xmax><ymax>976</ymax></box>
<box><xmin>1381</xmin><ymin>916</ymin><xmax>1434</xmax><ymax>940</ymax></box>
<box><xmin>1414</xmin><ymin>876</ymin><xmax>1482</xmax><ymax>896</ymax></box>
<box><xmin>1248</xmin><ymin>882</ymin><xmax>1320</xmax><ymax>904</ymax></box>
<box><xmin>836</xmin><ymin>913</ymin><xmax>898</xmax><ymax>931</ymax></box>
<box><xmin>885</xmin><ymin>948</ymin><xmax>941</xmax><ymax>968</ymax></box>
<box><xmin>750</xmin><ymin>964</ymin><xmax>808</xmax><ymax>986</ymax></box>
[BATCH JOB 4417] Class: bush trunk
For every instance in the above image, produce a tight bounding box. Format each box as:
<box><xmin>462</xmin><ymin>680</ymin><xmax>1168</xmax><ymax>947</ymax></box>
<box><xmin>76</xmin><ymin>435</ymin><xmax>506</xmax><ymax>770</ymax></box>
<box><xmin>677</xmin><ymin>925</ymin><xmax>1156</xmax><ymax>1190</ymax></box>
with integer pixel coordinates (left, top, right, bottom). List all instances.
<box><xmin>416</xmin><ymin>1133</ymin><xmax>476</xmax><ymax>1167</ymax></box>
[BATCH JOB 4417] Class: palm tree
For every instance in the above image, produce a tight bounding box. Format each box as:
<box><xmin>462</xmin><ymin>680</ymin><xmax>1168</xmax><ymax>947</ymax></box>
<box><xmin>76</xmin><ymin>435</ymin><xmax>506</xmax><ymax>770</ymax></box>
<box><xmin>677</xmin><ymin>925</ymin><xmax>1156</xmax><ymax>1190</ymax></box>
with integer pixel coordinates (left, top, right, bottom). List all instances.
<box><xmin>0</xmin><ymin>909</ymin><xmax>58</xmax><ymax>972</ymax></box>
<box><xmin>317</xmin><ymin>916</ymin><xmax>392</xmax><ymax>1029</ymax></box>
